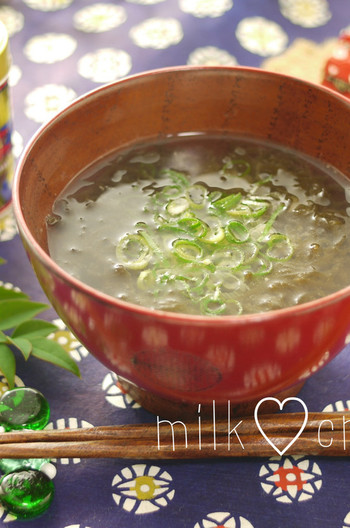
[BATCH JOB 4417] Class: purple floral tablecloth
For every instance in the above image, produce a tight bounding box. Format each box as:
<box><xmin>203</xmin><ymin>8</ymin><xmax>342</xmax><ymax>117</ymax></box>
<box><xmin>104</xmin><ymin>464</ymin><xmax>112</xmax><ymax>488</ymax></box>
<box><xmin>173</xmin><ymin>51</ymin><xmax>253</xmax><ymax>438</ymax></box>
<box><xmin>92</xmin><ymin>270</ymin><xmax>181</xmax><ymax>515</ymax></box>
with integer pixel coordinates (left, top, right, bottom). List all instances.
<box><xmin>1</xmin><ymin>1</ymin><xmax>350</xmax><ymax>526</ymax></box>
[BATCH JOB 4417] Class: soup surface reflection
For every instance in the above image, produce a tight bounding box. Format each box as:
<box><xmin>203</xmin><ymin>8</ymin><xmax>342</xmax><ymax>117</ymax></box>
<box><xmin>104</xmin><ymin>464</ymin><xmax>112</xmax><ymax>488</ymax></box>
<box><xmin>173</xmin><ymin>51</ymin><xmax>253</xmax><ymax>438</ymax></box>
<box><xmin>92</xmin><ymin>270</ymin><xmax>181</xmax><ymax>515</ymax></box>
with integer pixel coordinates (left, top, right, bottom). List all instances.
<box><xmin>47</xmin><ymin>135</ymin><xmax>350</xmax><ymax>315</ymax></box>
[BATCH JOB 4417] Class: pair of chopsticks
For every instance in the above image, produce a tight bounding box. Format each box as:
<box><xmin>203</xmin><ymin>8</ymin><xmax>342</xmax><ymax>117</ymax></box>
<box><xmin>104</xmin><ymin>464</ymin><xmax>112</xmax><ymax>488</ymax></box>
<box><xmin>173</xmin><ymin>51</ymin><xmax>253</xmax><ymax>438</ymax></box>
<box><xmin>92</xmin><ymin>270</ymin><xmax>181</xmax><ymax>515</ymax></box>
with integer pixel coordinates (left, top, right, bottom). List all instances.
<box><xmin>0</xmin><ymin>412</ymin><xmax>349</xmax><ymax>459</ymax></box>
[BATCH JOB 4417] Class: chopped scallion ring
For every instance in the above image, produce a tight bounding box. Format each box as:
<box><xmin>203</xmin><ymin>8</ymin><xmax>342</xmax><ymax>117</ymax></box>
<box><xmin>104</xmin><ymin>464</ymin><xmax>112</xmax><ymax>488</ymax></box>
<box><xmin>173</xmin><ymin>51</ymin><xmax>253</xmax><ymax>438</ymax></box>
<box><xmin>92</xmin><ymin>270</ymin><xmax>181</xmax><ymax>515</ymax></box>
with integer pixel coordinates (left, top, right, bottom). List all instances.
<box><xmin>186</xmin><ymin>184</ymin><xmax>208</xmax><ymax>208</ymax></box>
<box><xmin>166</xmin><ymin>197</ymin><xmax>189</xmax><ymax>216</ymax></box>
<box><xmin>266</xmin><ymin>233</ymin><xmax>293</xmax><ymax>261</ymax></box>
<box><xmin>202</xmin><ymin>219</ymin><xmax>225</xmax><ymax>244</ymax></box>
<box><xmin>172</xmin><ymin>239</ymin><xmax>203</xmax><ymax>262</ymax></box>
<box><xmin>247</xmin><ymin>254</ymin><xmax>273</xmax><ymax>276</ymax></box>
<box><xmin>200</xmin><ymin>294</ymin><xmax>226</xmax><ymax>315</ymax></box>
<box><xmin>225</xmin><ymin>221</ymin><xmax>250</xmax><ymax>244</ymax></box>
<box><xmin>161</xmin><ymin>185</ymin><xmax>183</xmax><ymax>199</ymax></box>
<box><xmin>241</xmin><ymin>241</ymin><xmax>259</xmax><ymax>263</ymax></box>
<box><xmin>116</xmin><ymin>233</ymin><xmax>152</xmax><ymax>270</ymax></box>
<box><xmin>137</xmin><ymin>269</ymin><xmax>155</xmax><ymax>290</ymax></box>
<box><xmin>215</xmin><ymin>270</ymin><xmax>243</xmax><ymax>291</ymax></box>
<box><xmin>178</xmin><ymin>217</ymin><xmax>208</xmax><ymax>237</ymax></box>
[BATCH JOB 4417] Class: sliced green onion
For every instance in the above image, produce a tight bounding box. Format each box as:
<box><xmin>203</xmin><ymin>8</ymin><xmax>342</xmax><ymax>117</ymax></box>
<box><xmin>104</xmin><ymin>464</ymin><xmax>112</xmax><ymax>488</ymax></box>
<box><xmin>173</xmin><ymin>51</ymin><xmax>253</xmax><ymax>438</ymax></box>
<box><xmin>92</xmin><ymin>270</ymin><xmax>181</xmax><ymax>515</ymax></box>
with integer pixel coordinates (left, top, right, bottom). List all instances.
<box><xmin>214</xmin><ymin>270</ymin><xmax>243</xmax><ymax>291</ymax></box>
<box><xmin>241</xmin><ymin>241</ymin><xmax>259</xmax><ymax>263</ymax></box>
<box><xmin>186</xmin><ymin>184</ymin><xmax>208</xmax><ymax>208</ymax></box>
<box><xmin>212</xmin><ymin>192</ymin><xmax>242</xmax><ymax>213</ymax></box>
<box><xmin>200</xmin><ymin>291</ymin><xmax>226</xmax><ymax>315</ymax></box>
<box><xmin>241</xmin><ymin>199</ymin><xmax>269</xmax><ymax>218</ymax></box>
<box><xmin>116</xmin><ymin>233</ymin><xmax>152</xmax><ymax>270</ymax></box>
<box><xmin>247</xmin><ymin>254</ymin><xmax>273</xmax><ymax>276</ymax></box>
<box><xmin>225</xmin><ymin>221</ymin><xmax>250</xmax><ymax>244</ymax></box>
<box><xmin>178</xmin><ymin>217</ymin><xmax>208</xmax><ymax>238</ymax></box>
<box><xmin>208</xmin><ymin>190</ymin><xmax>222</xmax><ymax>203</ymax></box>
<box><xmin>227</xmin><ymin>203</ymin><xmax>251</xmax><ymax>218</ymax></box>
<box><xmin>225</xmin><ymin>299</ymin><xmax>243</xmax><ymax>316</ymax></box>
<box><xmin>157</xmin><ymin>223</ymin><xmax>185</xmax><ymax>234</ymax></box>
<box><xmin>166</xmin><ymin>197</ymin><xmax>189</xmax><ymax>216</ymax></box>
<box><xmin>138</xmin><ymin>229</ymin><xmax>163</xmax><ymax>258</ymax></box>
<box><xmin>201</xmin><ymin>218</ymin><xmax>225</xmax><ymax>244</ymax></box>
<box><xmin>259</xmin><ymin>203</ymin><xmax>285</xmax><ymax>240</ymax></box>
<box><xmin>184</xmin><ymin>271</ymin><xmax>210</xmax><ymax>300</ymax></box>
<box><xmin>172</xmin><ymin>239</ymin><xmax>203</xmax><ymax>262</ymax></box>
<box><xmin>137</xmin><ymin>269</ymin><xmax>155</xmax><ymax>291</ymax></box>
<box><xmin>266</xmin><ymin>233</ymin><xmax>293</xmax><ymax>261</ymax></box>
<box><xmin>257</xmin><ymin>173</ymin><xmax>272</xmax><ymax>185</ymax></box>
<box><xmin>161</xmin><ymin>168</ymin><xmax>190</xmax><ymax>189</ymax></box>
<box><xmin>161</xmin><ymin>185</ymin><xmax>183</xmax><ymax>199</ymax></box>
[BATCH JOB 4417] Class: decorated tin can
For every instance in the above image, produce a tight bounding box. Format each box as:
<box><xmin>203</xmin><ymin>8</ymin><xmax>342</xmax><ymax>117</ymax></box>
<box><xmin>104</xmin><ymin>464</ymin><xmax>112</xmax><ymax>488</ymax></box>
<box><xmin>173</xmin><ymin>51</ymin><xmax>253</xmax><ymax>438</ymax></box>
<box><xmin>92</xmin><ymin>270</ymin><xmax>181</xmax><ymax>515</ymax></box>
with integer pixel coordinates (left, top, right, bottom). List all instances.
<box><xmin>322</xmin><ymin>29</ymin><xmax>350</xmax><ymax>98</ymax></box>
<box><xmin>0</xmin><ymin>21</ymin><xmax>12</xmax><ymax>216</ymax></box>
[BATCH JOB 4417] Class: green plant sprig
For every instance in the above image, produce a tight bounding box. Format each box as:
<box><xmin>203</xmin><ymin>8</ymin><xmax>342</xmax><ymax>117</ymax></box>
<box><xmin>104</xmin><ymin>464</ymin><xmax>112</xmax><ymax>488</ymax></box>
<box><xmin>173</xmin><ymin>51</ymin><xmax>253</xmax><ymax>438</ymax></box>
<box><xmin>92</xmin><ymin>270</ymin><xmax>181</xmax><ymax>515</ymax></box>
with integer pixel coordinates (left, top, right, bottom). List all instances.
<box><xmin>0</xmin><ymin>262</ymin><xmax>80</xmax><ymax>388</ymax></box>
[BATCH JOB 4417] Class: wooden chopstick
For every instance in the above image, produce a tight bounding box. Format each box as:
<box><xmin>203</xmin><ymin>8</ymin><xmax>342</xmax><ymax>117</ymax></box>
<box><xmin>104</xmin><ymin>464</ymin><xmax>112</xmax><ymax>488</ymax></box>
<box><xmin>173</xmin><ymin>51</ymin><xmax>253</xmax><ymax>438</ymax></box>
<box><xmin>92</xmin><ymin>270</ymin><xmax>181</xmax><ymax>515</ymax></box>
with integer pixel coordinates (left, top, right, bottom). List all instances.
<box><xmin>0</xmin><ymin>412</ymin><xmax>349</xmax><ymax>459</ymax></box>
<box><xmin>1</xmin><ymin>411</ymin><xmax>347</xmax><ymax>443</ymax></box>
<box><xmin>0</xmin><ymin>433</ymin><xmax>347</xmax><ymax>459</ymax></box>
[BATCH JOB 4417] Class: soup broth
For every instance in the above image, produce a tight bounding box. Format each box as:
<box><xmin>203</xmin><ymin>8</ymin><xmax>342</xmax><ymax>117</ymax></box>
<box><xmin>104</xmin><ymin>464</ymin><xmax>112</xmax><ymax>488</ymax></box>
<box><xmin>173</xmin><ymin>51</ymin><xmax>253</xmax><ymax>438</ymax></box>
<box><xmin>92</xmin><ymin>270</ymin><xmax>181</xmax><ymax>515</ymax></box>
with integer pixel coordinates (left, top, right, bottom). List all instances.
<box><xmin>46</xmin><ymin>135</ymin><xmax>350</xmax><ymax>316</ymax></box>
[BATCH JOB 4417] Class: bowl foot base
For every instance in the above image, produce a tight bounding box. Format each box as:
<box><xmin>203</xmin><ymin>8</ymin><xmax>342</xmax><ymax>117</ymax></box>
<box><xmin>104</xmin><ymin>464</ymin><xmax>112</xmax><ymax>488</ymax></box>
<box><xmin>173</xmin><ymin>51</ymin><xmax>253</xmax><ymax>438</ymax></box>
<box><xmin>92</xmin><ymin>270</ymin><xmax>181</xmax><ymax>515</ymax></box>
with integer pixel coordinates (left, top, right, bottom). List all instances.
<box><xmin>117</xmin><ymin>377</ymin><xmax>305</xmax><ymax>420</ymax></box>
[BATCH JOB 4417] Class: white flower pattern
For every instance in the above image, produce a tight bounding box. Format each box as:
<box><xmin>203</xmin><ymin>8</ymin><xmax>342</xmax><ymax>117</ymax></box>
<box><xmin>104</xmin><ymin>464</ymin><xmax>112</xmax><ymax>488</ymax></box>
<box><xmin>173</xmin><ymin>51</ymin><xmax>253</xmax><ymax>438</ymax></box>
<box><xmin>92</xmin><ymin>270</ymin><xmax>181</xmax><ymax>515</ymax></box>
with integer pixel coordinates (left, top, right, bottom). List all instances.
<box><xmin>102</xmin><ymin>372</ymin><xmax>141</xmax><ymax>409</ymax></box>
<box><xmin>194</xmin><ymin>512</ymin><xmax>255</xmax><ymax>528</ymax></box>
<box><xmin>24</xmin><ymin>33</ymin><xmax>77</xmax><ymax>64</ymax></box>
<box><xmin>279</xmin><ymin>0</ymin><xmax>331</xmax><ymax>28</ymax></box>
<box><xmin>259</xmin><ymin>456</ymin><xmax>322</xmax><ymax>503</ymax></box>
<box><xmin>22</xmin><ymin>0</ymin><xmax>73</xmax><ymax>11</ymax></box>
<box><xmin>126</xmin><ymin>0</ymin><xmax>166</xmax><ymax>3</ymax></box>
<box><xmin>236</xmin><ymin>17</ymin><xmax>288</xmax><ymax>56</ymax></box>
<box><xmin>129</xmin><ymin>18</ymin><xmax>183</xmax><ymax>49</ymax></box>
<box><xmin>187</xmin><ymin>46</ymin><xmax>237</xmax><ymax>66</ymax></box>
<box><xmin>111</xmin><ymin>464</ymin><xmax>175</xmax><ymax>514</ymax></box>
<box><xmin>78</xmin><ymin>48</ymin><xmax>132</xmax><ymax>83</ymax></box>
<box><xmin>179</xmin><ymin>0</ymin><xmax>233</xmax><ymax>18</ymax></box>
<box><xmin>74</xmin><ymin>4</ymin><xmax>127</xmax><ymax>33</ymax></box>
<box><xmin>0</xmin><ymin>6</ymin><xmax>24</xmax><ymax>36</ymax></box>
<box><xmin>24</xmin><ymin>84</ymin><xmax>77</xmax><ymax>123</ymax></box>
<box><xmin>0</xmin><ymin>213</ymin><xmax>18</xmax><ymax>241</ymax></box>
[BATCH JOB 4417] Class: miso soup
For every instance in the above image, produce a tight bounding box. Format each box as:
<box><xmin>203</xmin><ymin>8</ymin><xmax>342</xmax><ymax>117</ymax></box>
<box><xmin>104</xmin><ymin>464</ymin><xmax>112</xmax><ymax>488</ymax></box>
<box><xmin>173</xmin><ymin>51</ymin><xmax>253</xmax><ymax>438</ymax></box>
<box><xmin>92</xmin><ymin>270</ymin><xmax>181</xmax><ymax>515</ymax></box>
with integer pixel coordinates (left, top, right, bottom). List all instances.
<box><xmin>46</xmin><ymin>135</ymin><xmax>350</xmax><ymax>315</ymax></box>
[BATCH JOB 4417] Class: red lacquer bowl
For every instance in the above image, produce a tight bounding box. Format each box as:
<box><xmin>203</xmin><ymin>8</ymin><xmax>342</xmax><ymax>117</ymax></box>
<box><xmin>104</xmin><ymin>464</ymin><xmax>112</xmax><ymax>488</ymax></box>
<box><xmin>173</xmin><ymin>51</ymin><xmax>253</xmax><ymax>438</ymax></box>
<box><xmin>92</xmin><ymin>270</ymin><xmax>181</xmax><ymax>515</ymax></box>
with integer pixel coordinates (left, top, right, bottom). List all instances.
<box><xmin>12</xmin><ymin>66</ymin><xmax>350</xmax><ymax>418</ymax></box>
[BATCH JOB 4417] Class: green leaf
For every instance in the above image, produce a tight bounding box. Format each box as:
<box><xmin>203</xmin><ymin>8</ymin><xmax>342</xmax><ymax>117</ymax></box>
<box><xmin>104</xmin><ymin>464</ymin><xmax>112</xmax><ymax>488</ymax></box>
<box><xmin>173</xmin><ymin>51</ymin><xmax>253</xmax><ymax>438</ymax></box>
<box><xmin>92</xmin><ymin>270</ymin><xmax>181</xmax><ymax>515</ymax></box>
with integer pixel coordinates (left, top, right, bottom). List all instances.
<box><xmin>12</xmin><ymin>319</ymin><xmax>58</xmax><ymax>339</ymax></box>
<box><xmin>0</xmin><ymin>257</ymin><xmax>5</xmax><ymax>265</ymax></box>
<box><xmin>0</xmin><ymin>300</ymin><xmax>48</xmax><ymax>331</ymax></box>
<box><xmin>0</xmin><ymin>330</ymin><xmax>9</xmax><ymax>343</ymax></box>
<box><xmin>30</xmin><ymin>337</ymin><xmax>81</xmax><ymax>378</ymax></box>
<box><xmin>11</xmin><ymin>337</ymin><xmax>33</xmax><ymax>360</ymax></box>
<box><xmin>0</xmin><ymin>286</ymin><xmax>28</xmax><ymax>301</ymax></box>
<box><xmin>0</xmin><ymin>343</ymin><xmax>16</xmax><ymax>389</ymax></box>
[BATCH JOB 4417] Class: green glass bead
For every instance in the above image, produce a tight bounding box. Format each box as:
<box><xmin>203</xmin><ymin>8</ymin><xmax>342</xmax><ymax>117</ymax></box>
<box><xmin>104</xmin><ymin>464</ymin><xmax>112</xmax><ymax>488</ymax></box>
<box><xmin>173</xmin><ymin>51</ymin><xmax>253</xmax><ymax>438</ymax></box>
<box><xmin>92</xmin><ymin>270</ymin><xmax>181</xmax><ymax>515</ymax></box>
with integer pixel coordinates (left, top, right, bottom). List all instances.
<box><xmin>0</xmin><ymin>458</ymin><xmax>52</xmax><ymax>474</ymax></box>
<box><xmin>0</xmin><ymin>388</ymin><xmax>50</xmax><ymax>430</ymax></box>
<box><xmin>0</xmin><ymin>469</ymin><xmax>54</xmax><ymax>519</ymax></box>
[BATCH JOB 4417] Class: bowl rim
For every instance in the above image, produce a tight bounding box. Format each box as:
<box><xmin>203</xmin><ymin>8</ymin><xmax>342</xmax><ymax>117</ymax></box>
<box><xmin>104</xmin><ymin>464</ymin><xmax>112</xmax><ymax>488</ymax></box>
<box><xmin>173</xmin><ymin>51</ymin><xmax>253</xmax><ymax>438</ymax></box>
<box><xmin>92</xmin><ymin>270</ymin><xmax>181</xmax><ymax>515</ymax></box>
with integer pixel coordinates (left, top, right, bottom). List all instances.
<box><xmin>12</xmin><ymin>64</ymin><xmax>350</xmax><ymax>325</ymax></box>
